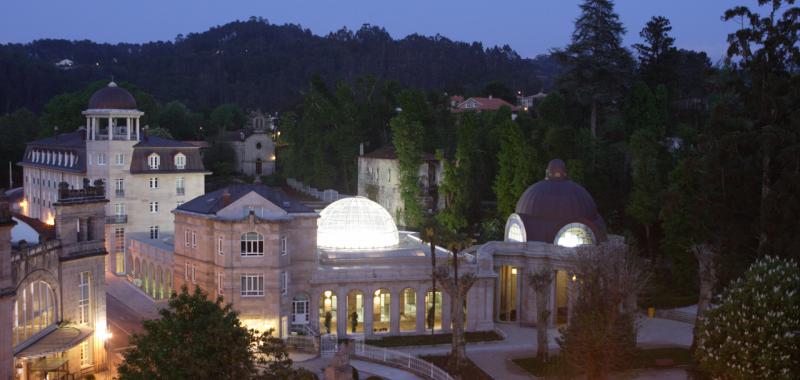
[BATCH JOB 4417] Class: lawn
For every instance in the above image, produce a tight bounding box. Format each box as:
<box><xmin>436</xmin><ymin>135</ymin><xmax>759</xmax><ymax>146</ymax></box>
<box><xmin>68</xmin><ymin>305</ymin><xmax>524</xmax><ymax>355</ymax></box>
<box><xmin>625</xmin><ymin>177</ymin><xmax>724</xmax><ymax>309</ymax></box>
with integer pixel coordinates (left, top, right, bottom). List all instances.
<box><xmin>365</xmin><ymin>330</ymin><xmax>503</xmax><ymax>347</ymax></box>
<box><xmin>421</xmin><ymin>354</ymin><xmax>494</xmax><ymax>380</ymax></box>
<box><xmin>512</xmin><ymin>347</ymin><xmax>694</xmax><ymax>378</ymax></box>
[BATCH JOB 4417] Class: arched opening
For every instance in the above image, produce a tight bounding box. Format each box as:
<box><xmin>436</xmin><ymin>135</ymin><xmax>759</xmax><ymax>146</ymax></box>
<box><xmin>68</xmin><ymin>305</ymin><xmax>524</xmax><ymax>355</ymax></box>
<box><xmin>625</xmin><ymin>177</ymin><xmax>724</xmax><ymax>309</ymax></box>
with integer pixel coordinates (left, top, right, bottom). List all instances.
<box><xmin>426</xmin><ymin>289</ymin><xmax>443</xmax><ymax>331</ymax></box>
<box><xmin>292</xmin><ymin>293</ymin><xmax>310</xmax><ymax>326</ymax></box>
<box><xmin>13</xmin><ymin>280</ymin><xmax>57</xmax><ymax>346</ymax></box>
<box><xmin>372</xmin><ymin>289</ymin><xmax>390</xmax><ymax>334</ymax></box>
<box><xmin>554</xmin><ymin>223</ymin><xmax>595</xmax><ymax>247</ymax></box>
<box><xmin>399</xmin><ymin>288</ymin><xmax>417</xmax><ymax>332</ymax></box>
<box><xmin>164</xmin><ymin>269</ymin><xmax>172</xmax><ymax>298</ymax></box>
<box><xmin>319</xmin><ymin>290</ymin><xmax>337</xmax><ymax>335</ymax></box>
<box><xmin>498</xmin><ymin>265</ymin><xmax>519</xmax><ymax>322</ymax></box>
<box><xmin>157</xmin><ymin>266</ymin><xmax>164</xmax><ymax>299</ymax></box>
<box><xmin>255</xmin><ymin>158</ymin><xmax>263</xmax><ymax>175</ymax></box>
<box><xmin>347</xmin><ymin>290</ymin><xmax>364</xmax><ymax>334</ymax></box>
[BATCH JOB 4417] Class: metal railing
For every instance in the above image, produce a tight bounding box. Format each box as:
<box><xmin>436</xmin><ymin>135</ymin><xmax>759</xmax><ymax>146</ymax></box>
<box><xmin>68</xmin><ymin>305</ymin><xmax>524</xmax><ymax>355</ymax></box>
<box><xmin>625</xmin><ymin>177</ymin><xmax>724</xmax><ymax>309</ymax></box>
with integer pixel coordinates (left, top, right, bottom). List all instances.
<box><xmin>176</xmin><ymin>188</ymin><xmax>185</xmax><ymax>196</ymax></box>
<box><xmin>106</xmin><ymin>214</ymin><xmax>128</xmax><ymax>224</ymax></box>
<box><xmin>115</xmin><ymin>189</ymin><xmax>125</xmax><ymax>197</ymax></box>
<box><xmin>354</xmin><ymin>343</ymin><xmax>454</xmax><ymax>380</ymax></box>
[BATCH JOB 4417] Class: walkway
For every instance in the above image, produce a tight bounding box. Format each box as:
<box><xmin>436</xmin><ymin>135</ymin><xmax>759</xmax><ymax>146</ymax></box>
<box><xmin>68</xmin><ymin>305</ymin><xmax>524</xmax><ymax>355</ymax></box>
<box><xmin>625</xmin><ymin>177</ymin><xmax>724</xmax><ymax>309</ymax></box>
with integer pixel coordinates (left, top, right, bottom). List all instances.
<box><xmin>291</xmin><ymin>354</ymin><xmax>424</xmax><ymax>380</ymax></box>
<box><xmin>105</xmin><ymin>271</ymin><xmax>165</xmax><ymax>320</ymax></box>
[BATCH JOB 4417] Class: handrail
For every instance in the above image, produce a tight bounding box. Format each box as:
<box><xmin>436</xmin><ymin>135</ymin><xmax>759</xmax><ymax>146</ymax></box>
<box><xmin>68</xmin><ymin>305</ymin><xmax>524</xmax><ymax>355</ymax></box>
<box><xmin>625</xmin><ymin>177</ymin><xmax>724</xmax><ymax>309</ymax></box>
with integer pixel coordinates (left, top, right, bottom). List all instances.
<box><xmin>353</xmin><ymin>343</ymin><xmax>454</xmax><ymax>380</ymax></box>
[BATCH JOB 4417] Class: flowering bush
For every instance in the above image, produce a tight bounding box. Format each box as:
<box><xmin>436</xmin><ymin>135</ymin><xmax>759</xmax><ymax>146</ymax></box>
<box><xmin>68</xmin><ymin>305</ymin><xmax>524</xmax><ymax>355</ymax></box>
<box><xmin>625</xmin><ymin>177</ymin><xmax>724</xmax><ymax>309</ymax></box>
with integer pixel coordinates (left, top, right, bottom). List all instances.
<box><xmin>695</xmin><ymin>256</ymin><xmax>799</xmax><ymax>379</ymax></box>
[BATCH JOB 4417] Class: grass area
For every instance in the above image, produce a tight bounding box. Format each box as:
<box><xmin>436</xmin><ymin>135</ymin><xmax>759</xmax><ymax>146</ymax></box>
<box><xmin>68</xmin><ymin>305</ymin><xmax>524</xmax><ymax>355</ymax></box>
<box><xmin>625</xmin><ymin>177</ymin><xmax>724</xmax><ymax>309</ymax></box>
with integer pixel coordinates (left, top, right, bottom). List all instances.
<box><xmin>421</xmin><ymin>354</ymin><xmax>493</xmax><ymax>380</ymax></box>
<box><xmin>513</xmin><ymin>348</ymin><xmax>694</xmax><ymax>378</ymax></box>
<box><xmin>365</xmin><ymin>330</ymin><xmax>503</xmax><ymax>347</ymax></box>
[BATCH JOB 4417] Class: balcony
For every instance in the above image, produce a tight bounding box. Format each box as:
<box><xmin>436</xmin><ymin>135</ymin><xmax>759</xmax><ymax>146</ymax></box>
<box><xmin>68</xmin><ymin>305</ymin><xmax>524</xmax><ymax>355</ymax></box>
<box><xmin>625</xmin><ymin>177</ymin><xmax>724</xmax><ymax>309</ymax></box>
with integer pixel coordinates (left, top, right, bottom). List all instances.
<box><xmin>115</xmin><ymin>190</ymin><xmax>125</xmax><ymax>198</ymax></box>
<box><xmin>176</xmin><ymin>188</ymin><xmax>185</xmax><ymax>196</ymax></box>
<box><xmin>106</xmin><ymin>215</ymin><xmax>128</xmax><ymax>224</ymax></box>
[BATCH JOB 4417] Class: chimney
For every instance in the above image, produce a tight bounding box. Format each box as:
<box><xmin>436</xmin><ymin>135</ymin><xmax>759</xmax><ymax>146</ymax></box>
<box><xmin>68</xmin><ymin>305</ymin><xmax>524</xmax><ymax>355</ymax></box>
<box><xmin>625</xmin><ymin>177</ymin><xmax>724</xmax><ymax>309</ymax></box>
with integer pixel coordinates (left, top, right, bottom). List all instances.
<box><xmin>77</xmin><ymin>127</ymin><xmax>87</xmax><ymax>140</ymax></box>
<box><xmin>221</xmin><ymin>188</ymin><xmax>232</xmax><ymax>207</ymax></box>
<box><xmin>359</xmin><ymin>143</ymin><xmax>364</xmax><ymax>156</ymax></box>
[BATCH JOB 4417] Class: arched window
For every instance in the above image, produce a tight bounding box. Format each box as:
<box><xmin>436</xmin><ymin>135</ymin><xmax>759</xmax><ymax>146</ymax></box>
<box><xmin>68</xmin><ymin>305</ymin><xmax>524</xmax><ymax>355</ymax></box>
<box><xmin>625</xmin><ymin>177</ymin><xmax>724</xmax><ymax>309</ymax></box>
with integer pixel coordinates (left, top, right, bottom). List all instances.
<box><xmin>147</xmin><ymin>153</ymin><xmax>160</xmax><ymax>170</ymax></box>
<box><xmin>555</xmin><ymin>223</ymin><xmax>596</xmax><ymax>247</ymax></box>
<box><xmin>507</xmin><ymin>223</ymin><xmax>523</xmax><ymax>242</ymax></box>
<box><xmin>174</xmin><ymin>153</ymin><xmax>186</xmax><ymax>170</ymax></box>
<box><xmin>399</xmin><ymin>288</ymin><xmax>417</xmax><ymax>332</ymax></box>
<box><xmin>372</xmin><ymin>289</ymin><xmax>391</xmax><ymax>334</ymax></box>
<box><xmin>319</xmin><ymin>290</ymin><xmax>337</xmax><ymax>334</ymax></box>
<box><xmin>255</xmin><ymin>142</ymin><xmax>262</xmax><ymax>150</ymax></box>
<box><xmin>240</xmin><ymin>232</ymin><xmax>264</xmax><ymax>256</ymax></box>
<box><xmin>347</xmin><ymin>290</ymin><xmax>365</xmax><ymax>334</ymax></box>
<box><xmin>13</xmin><ymin>280</ymin><xmax>57</xmax><ymax>346</ymax></box>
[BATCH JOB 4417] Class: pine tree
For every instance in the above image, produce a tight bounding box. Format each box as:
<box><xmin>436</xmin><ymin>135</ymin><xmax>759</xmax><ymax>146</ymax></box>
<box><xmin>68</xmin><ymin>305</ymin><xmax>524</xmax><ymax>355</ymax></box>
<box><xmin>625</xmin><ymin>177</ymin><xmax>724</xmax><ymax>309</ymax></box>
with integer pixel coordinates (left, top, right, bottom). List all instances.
<box><xmin>556</xmin><ymin>0</ymin><xmax>634</xmax><ymax>137</ymax></box>
<box><xmin>633</xmin><ymin>16</ymin><xmax>676</xmax><ymax>86</ymax></box>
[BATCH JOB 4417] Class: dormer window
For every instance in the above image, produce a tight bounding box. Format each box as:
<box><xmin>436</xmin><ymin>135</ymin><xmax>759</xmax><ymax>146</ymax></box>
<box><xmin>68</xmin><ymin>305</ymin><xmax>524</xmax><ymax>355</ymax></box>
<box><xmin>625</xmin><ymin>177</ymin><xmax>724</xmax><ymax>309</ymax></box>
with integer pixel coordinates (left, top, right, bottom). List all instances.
<box><xmin>148</xmin><ymin>153</ymin><xmax>160</xmax><ymax>170</ymax></box>
<box><xmin>174</xmin><ymin>153</ymin><xmax>186</xmax><ymax>170</ymax></box>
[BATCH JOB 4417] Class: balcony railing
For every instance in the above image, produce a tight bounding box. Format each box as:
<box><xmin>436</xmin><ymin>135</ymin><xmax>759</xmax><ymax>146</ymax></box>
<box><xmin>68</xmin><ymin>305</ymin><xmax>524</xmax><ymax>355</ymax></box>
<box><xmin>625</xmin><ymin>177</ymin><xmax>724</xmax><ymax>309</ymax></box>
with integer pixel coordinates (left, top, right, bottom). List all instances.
<box><xmin>176</xmin><ymin>188</ymin><xmax>185</xmax><ymax>196</ymax></box>
<box><xmin>106</xmin><ymin>214</ymin><xmax>128</xmax><ymax>224</ymax></box>
<box><xmin>115</xmin><ymin>190</ymin><xmax>125</xmax><ymax>198</ymax></box>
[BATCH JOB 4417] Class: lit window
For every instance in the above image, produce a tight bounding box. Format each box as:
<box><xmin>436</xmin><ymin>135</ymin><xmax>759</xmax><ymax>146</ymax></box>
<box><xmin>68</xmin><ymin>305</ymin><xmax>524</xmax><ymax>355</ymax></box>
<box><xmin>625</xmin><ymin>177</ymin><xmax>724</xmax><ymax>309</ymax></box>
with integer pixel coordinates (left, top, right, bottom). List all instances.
<box><xmin>241</xmin><ymin>274</ymin><xmax>264</xmax><ymax>296</ymax></box>
<box><xmin>149</xmin><ymin>177</ymin><xmax>159</xmax><ymax>189</ymax></box>
<box><xmin>80</xmin><ymin>340</ymin><xmax>92</xmax><ymax>367</ymax></box>
<box><xmin>149</xmin><ymin>225</ymin><xmax>159</xmax><ymax>239</ymax></box>
<box><xmin>240</xmin><ymin>232</ymin><xmax>264</xmax><ymax>256</ymax></box>
<box><xmin>149</xmin><ymin>202</ymin><xmax>159</xmax><ymax>213</ymax></box>
<box><xmin>507</xmin><ymin>223</ymin><xmax>523</xmax><ymax>242</ymax></box>
<box><xmin>174</xmin><ymin>153</ymin><xmax>186</xmax><ymax>170</ymax></box>
<box><xmin>554</xmin><ymin>223</ymin><xmax>595</xmax><ymax>248</ymax></box>
<box><xmin>148</xmin><ymin>153</ymin><xmax>160</xmax><ymax>170</ymax></box>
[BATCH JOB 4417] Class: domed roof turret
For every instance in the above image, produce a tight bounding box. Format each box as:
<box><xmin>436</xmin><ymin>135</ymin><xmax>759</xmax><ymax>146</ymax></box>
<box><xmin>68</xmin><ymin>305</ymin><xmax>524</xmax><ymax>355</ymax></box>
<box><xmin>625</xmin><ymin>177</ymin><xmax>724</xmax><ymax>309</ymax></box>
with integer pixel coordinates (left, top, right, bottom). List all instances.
<box><xmin>509</xmin><ymin>159</ymin><xmax>607</xmax><ymax>244</ymax></box>
<box><xmin>317</xmin><ymin>197</ymin><xmax>400</xmax><ymax>250</ymax></box>
<box><xmin>88</xmin><ymin>81</ymin><xmax>137</xmax><ymax>110</ymax></box>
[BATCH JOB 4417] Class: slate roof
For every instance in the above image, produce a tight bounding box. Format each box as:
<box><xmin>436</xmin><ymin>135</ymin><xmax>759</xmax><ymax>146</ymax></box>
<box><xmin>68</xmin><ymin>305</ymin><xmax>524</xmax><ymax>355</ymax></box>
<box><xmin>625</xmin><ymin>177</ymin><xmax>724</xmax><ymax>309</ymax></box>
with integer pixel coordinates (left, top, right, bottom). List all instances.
<box><xmin>175</xmin><ymin>184</ymin><xmax>313</xmax><ymax>215</ymax></box>
<box><xmin>19</xmin><ymin>131</ymin><xmax>87</xmax><ymax>173</ymax></box>
<box><xmin>88</xmin><ymin>82</ymin><xmax>137</xmax><ymax>110</ymax></box>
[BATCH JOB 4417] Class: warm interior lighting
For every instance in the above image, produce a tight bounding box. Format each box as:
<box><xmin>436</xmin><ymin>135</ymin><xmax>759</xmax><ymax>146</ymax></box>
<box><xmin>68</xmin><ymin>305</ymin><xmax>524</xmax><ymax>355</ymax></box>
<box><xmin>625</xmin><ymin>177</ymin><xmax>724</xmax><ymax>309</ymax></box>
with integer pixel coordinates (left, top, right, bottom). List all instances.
<box><xmin>44</xmin><ymin>214</ymin><xmax>55</xmax><ymax>226</ymax></box>
<box><xmin>511</xmin><ymin>268</ymin><xmax>517</xmax><ymax>275</ymax></box>
<box><xmin>324</xmin><ymin>290</ymin><xmax>332</xmax><ymax>299</ymax></box>
<box><xmin>571</xmin><ymin>274</ymin><xmax>577</xmax><ymax>282</ymax></box>
<box><xmin>19</xmin><ymin>199</ymin><xmax>28</xmax><ymax>215</ymax></box>
<box><xmin>317</xmin><ymin>197</ymin><xmax>399</xmax><ymax>249</ymax></box>
<box><xmin>270</xmin><ymin>154</ymin><xmax>276</xmax><ymax>161</ymax></box>
<box><xmin>324</xmin><ymin>298</ymin><xmax>332</xmax><ymax>308</ymax></box>
<box><xmin>374</xmin><ymin>289</ymin><xmax>380</xmax><ymax>296</ymax></box>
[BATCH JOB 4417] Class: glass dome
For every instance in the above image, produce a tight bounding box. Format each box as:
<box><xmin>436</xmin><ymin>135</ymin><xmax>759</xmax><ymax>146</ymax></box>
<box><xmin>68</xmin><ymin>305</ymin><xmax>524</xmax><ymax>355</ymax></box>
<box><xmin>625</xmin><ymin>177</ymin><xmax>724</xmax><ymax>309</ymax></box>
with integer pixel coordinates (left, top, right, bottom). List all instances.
<box><xmin>317</xmin><ymin>197</ymin><xmax>400</xmax><ymax>250</ymax></box>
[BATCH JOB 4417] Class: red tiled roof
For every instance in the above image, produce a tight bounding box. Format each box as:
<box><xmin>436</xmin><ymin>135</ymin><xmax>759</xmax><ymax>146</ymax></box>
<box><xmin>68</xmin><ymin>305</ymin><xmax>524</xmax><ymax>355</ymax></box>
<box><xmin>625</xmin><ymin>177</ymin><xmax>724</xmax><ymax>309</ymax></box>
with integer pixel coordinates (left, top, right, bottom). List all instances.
<box><xmin>452</xmin><ymin>97</ymin><xmax>520</xmax><ymax>112</ymax></box>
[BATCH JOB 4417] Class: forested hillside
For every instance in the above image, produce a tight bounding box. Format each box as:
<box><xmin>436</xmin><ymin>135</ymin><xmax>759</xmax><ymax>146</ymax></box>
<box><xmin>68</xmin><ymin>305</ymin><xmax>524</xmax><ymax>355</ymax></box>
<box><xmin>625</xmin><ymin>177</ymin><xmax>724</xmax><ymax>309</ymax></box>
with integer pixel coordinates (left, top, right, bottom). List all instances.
<box><xmin>0</xmin><ymin>17</ymin><xmax>559</xmax><ymax>114</ymax></box>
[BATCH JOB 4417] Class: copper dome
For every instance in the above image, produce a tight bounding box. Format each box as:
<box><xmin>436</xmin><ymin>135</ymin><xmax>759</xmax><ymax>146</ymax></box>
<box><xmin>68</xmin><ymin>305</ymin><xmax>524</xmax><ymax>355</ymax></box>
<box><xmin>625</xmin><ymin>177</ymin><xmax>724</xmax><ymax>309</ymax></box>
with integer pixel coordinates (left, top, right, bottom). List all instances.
<box><xmin>513</xmin><ymin>159</ymin><xmax>607</xmax><ymax>244</ymax></box>
<box><xmin>88</xmin><ymin>82</ymin><xmax>137</xmax><ymax>110</ymax></box>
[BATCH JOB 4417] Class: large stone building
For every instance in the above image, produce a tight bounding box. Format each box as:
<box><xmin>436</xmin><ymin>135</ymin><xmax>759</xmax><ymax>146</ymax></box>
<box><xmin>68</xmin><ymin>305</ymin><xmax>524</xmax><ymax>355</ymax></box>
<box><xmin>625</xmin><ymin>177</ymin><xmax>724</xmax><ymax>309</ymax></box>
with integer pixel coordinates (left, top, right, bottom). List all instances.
<box><xmin>0</xmin><ymin>183</ymin><xmax>109</xmax><ymax>380</ymax></box>
<box><xmin>19</xmin><ymin>82</ymin><xmax>208</xmax><ymax>277</ymax></box>
<box><xmin>356</xmin><ymin>145</ymin><xmax>443</xmax><ymax>227</ymax></box>
<box><xmin>128</xmin><ymin>159</ymin><xmax>616</xmax><ymax>341</ymax></box>
<box><xmin>221</xmin><ymin>111</ymin><xmax>277</xmax><ymax>177</ymax></box>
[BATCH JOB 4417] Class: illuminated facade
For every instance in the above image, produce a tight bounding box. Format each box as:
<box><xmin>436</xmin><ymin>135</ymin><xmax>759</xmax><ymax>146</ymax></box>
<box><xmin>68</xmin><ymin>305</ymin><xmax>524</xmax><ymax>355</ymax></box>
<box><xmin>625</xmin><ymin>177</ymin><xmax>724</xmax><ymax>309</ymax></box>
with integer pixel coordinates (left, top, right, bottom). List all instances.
<box><xmin>220</xmin><ymin>111</ymin><xmax>277</xmax><ymax>176</ymax></box>
<box><xmin>0</xmin><ymin>183</ymin><xmax>109</xmax><ymax>379</ymax></box>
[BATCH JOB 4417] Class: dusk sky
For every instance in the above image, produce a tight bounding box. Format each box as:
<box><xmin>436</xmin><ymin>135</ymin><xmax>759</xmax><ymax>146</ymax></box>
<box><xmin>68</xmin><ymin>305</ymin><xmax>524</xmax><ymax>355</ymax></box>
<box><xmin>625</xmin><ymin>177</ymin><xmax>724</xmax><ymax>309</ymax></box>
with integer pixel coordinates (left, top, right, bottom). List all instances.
<box><xmin>2</xmin><ymin>0</ymin><xmax>747</xmax><ymax>61</ymax></box>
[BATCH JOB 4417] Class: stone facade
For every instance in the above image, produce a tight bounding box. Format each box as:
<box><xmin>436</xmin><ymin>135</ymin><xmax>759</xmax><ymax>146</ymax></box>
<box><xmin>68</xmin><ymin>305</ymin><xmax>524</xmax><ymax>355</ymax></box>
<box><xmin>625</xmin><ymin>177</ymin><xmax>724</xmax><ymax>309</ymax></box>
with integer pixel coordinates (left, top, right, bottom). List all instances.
<box><xmin>0</xmin><ymin>183</ymin><xmax>109</xmax><ymax>380</ymax></box>
<box><xmin>222</xmin><ymin>111</ymin><xmax>277</xmax><ymax>177</ymax></box>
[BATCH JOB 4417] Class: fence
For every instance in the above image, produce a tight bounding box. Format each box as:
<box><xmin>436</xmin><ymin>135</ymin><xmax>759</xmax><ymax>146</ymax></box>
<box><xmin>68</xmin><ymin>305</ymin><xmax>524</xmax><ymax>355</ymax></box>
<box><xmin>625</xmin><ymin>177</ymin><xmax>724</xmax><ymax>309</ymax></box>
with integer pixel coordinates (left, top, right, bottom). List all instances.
<box><xmin>286</xmin><ymin>178</ymin><xmax>351</xmax><ymax>203</ymax></box>
<box><xmin>353</xmin><ymin>343</ymin><xmax>454</xmax><ymax>380</ymax></box>
<box><xmin>284</xmin><ymin>335</ymin><xmax>316</xmax><ymax>353</ymax></box>
<box><xmin>653</xmin><ymin>309</ymin><xmax>695</xmax><ymax>324</ymax></box>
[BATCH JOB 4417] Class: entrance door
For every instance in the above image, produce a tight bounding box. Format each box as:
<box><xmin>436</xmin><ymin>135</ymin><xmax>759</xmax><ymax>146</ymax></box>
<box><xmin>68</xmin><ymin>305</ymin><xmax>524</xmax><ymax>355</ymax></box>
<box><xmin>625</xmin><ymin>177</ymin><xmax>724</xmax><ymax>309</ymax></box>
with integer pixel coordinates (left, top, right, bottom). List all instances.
<box><xmin>255</xmin><ymin>158</ymin><xmax>263</xmax><ymax>175</ymax></box>
<box><xmin>292</xmin><ymin>299</ymin><xmax>309</xmax><ymax>325</ymax></box>
<box><xmin>498</xmin><ymin>265</ymin><xmax>519</xmax><ymax>322</ymax></box>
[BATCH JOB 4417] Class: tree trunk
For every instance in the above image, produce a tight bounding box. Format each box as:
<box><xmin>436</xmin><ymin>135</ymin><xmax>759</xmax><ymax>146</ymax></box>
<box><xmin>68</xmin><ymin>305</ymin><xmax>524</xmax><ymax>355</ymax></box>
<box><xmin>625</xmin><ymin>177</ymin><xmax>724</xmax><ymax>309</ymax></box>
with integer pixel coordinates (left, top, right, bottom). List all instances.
<box><xmin>590</xmin><ymin>100</ymin><xmax>598</xmax><ymax>137</ymax></box>
<box><xmin>536</xmin><ymin>288</ymin><xmax>550</xmax><ymax>361</ymax></box>
<box><xmin>691</xmin><ymin>244</ymin><xmax>716</xmax><ymax>352</ymax></box>
<box><xmin>449</xmin><ymin>293</ymin><xmax>467</xmax><ymax>374</ymax></box>
<box><xmin>757</xmin><ymin>152</ymin><xmax>771</xmax><ymax>255</ymax></box>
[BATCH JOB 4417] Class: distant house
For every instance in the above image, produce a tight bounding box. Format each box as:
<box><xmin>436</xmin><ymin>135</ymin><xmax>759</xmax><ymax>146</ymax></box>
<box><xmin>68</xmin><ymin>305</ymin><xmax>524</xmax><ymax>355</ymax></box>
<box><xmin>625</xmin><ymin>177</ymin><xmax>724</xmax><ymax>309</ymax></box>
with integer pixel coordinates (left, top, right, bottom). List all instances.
<box><xmin>450</xmin><ymin>95</ymin><xmax>521</xmax><ymax>119</ymax></box>
<box><xmin>516</xmin><ymin>90</ymin><xmax>547</xmax><ymax>110</ymax></box>
<box><xmin>55</xmin><ymin>58</ymin><xmax>74</xmax><ymax>68</ymax></box>
<box><xmin>357</xmin><ymin>145</ymin><xmax>443</xmax><ymax>225</ymax></box>
<box><xmin>220</xmin><ymin>111</ymin><xmax>277</xmax><ymax>177</ymax></box>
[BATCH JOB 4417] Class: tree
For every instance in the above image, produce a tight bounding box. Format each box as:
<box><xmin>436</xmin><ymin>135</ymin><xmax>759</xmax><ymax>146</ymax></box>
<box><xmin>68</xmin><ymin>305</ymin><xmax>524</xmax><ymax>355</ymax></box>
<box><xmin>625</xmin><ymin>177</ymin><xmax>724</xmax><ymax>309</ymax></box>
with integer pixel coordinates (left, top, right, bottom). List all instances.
<box><xmin>556</xmin><ymin>0</ymin><xmax>634</xmax><ymax>137</ymax></box>
<box><xmin>391</xmin><ymin>91</ymin><xmax>426</xmax><ymax>228</ymax></box>
<box><xmin>723</xmin><ymin>0</ymin><xmax>800</xmax><ymax>256</ymax></box>
<box><xmin>493</xmin><ymin>118</ymin><xmax>535</xmax><ymax>218</ymax></box>
<box><xmin>146</xmin><ymin>127</ymin><xmax>174</xmax><ymax>139</ymax></box>
<box><xmin>689</xmin><ymin>244</ymin><xmax>717</xmax><ymax>352</ymax></box>
<box><xmin>203</xmin><ymin>140</ymin><xmax>237</xmax><ymax>179</ymax></box>
<box><xmin>117</xmin><ymin>286</ymin><xmax>255</xmax><ymax>380</ymax></box>
<box><xmin>433</xmin><ymin>236</ymin><xmax>476</xmax><ymax>373</ymax></box>
<box><xmin>209</xmin><ymin>103</ymin><xmax>246</xmax><ymax>135</ymax></box>
<box><xmin>558</xmin><ymin>242</ymin><xmax>649</xmax><ymax>380</ymax></box>
<box><xmin>528</xmin><ymin>266</ymin><xmax>553</xmax><ymax>361</ymax></box>
<box><xmin>633</xmin><ymin>16</ymin><xmax>676</xmax><ymax>86</ymax></box>
<box><xmin>157</xmin><ymin>101</ymin><xmax>202</xmax><ymax>140</ymax></box>
<box><xmin>695</xmin><ymin>256</ymin><xmax>800</xmax><ymax>379</ymax></box>
<box><xmin>253</xmin><ymin>329</ymin><xmax>318</xmax><ymax>380</ymax></box>
<box><xmin>0</xmin><ymin>109</ymin><xmax>43</xmax><ymax>186</ymax></box>
<box><xmin>437</xmin><ymin>113</ymin><xmax>481</xmax><ymax>232</ymax></box>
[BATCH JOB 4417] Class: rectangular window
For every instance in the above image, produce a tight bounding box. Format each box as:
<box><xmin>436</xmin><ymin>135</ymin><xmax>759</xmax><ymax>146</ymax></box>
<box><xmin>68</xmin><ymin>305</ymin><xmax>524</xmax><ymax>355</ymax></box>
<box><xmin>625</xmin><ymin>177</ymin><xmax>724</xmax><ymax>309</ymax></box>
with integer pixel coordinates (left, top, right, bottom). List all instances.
<box><xmin>114</xmin><ymin>227</ymin><xmax>125</xmax><ymax>252</ymax></box>
<box><xmin>281</xmin><ymin>271</ymin><xmax>288</xmax><ymax>295</ymax></box>
<box><xmin>115</xmin><ymin>178</ymin><xmax>124</xmax><ymax>197</ymax></box>
<box><xmin>240</xmin><ymin>274</ymin><xmax>264</xmax><ymax>297</ymax></box>
<box><xmin>175</xmin><ymin>154</ymin><xmax>186</xmax><ymax>170</ymax></box>
<box><xmin>184</xmin><ymin>230</ymin><xmax>190</xmax><ymax>247</ymax></box>
<box><xmin>149</xmin><ymin>177</ymin><xmax>159</xmax><ymax>189</ymax></box>
<box><xmin>218</xmin><ymin>236</ymin><xmax>224</xmax><ymax>255</ymax></box>
<box><xmin>115</xmin><ymin>153</ymin><xmax>125</xmax><ymax>166</ymax></box>
<box><xmin>78</xmin><ymin>272</ymin><xmax>91</xmax><ymax>325</ymax></box>
<box><xmin>149</xmin><ymin>202</ymin><xmax>159</xmax><ymax>213</ymax></box>
<box><xmin>80</xmin><ymin>340</ymin><xmax>92</xmax><ymax>367</ymax></box>
<box><xmin>191</xmin><ymin>264</ymin><xmax>196</xmax><ymax>284</ymax></box>
<box><xmin>217</xmin><ymin>272</ymin><xmax>224</xmax><ymax>295</ymax></box>
<box><xmin>191</xmin><ymin>231</ymin><xmax>197</xmax><ymax>247</ymax></box>
<box><xmin>114</xmin><ymin>203</ymin><xmax>125</xmax><ymax>216</ymax></box>
<box><xmin>240</xmin><ymin>233</ymin><xmax>264</xmax><ymax>256</ymax></box>
<box><xmin>280</xmin><ymin>236</ymin><xmax>287</xmax><ymax>256</ymax></box>
<box><xmin>176</xmin><ymin>177</ymin><xmax>185</xmax><ymax>195</ymax></box>
<box><xmin>97</xmin><ymin>153</ymin><xmax>106</xmax><ymax>165</ymax></box>
<box><xmin>149</xmin><ymin>225</ymin><xmax>159</xmax><ymax>239</ymax></box>
<box><xmin>185</xmin><ymin>262</ymin><xmax>189</xmax><ymax>279</ymax></box>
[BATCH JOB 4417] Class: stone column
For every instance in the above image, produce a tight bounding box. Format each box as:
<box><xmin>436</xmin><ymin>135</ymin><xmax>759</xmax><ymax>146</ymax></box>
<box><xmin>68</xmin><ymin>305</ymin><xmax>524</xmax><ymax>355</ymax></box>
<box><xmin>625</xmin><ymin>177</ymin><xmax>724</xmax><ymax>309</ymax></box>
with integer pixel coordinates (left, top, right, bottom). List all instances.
<box><xmin>108</xmin><ymin>116</ymin><xmax>113</xmax><ymax>140</ymax></box>
<box><xmin>390</xmin><ymin>288</ymin><xmax>400</xmax><ymax>335</ymax></box>
<box><xmin>136</xmin><ymin>118</ymin><xmax>140</xmax><ymax>141</ymax></box>
<box><xmin>363</xmin><ymin>289</ymin><xmax>374</xmax><ymax>336</ymax></box>
<box><xmin>415</xmin><ymin>288</ymin><xmax>426</xmax><ymax>334</ymax></box>
<box><xmin>126</xmin><ymin>117</ymin><xmax>131</xmax><ymax>140</ymax></box>
<box><xmin>336</xmin><ymin>288</ymin><xmax>347</xmax><ymax>336</ymax></box>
